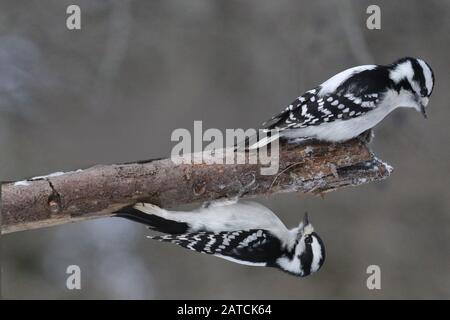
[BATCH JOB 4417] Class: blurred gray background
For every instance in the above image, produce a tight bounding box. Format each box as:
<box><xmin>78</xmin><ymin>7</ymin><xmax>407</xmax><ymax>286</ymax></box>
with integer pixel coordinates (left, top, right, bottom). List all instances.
<box><xmin>1</xmin><ymin>0</ymin><xmax>449</xmax><ymax>299</ymax></box>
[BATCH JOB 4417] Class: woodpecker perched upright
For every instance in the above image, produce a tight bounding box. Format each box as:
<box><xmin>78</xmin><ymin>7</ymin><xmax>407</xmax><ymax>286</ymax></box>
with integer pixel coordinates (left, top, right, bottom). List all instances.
<box><xmin>251</xmin><ymin>57</ymin><xmax>434</xmax><ymax>147</ymax></box>
<box><xmin>116</xmin><ymin>200</ymin><xmax>325</xmax><ymax>277</ymax></box>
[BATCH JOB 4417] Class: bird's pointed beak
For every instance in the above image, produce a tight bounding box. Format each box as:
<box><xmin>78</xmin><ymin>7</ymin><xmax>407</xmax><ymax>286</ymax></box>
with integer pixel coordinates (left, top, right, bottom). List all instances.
<box><xmin>420</xmin><ymin>103</ymin><xmax>428</xmax><ymax>119</ymax></box>
<box><xmin>297</xmin><ymin>212</ymin><xmax>314</xmax><ymax>239</ymax></box>
<box><xmin>302</xmin><ymin>212</ymin><xmax>309</xmax><ymax>227</ymax></box>
<box><xmin>418</xmin><ymin>97</ymin><xmax>429</xmax><ymax>119</ymax></box>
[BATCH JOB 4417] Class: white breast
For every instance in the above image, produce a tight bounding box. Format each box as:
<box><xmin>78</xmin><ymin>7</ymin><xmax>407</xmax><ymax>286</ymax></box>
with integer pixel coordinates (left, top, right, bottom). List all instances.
<box><xmin>291</xmin><ymin>108</ymin><xmax>388</xmax><ymax>141</ymax></box>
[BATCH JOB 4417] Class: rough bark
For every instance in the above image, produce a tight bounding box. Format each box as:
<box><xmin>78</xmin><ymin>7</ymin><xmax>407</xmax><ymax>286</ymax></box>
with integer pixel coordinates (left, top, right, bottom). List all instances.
<box><xmin>1</xmin><ymin>139</ymin><xmax>392</xmax><ymax>234</ymax></box>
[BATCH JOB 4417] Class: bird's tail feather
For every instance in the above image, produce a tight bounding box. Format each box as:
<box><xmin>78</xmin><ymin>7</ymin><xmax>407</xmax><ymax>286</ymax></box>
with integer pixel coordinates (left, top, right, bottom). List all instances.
<box><xmin>234</xmin><ymin>130</ymin><xmax>280</xmax><ymax>151</ymax></box>
<box><xmin>247</xmin><ymin>133</ymin><xmax>280</xmax><ymax>150</ymax></box>
<box><xmin>115</xmin><ymin>203</ymin><xmax>189</xmax><ymax>234</ymax></box>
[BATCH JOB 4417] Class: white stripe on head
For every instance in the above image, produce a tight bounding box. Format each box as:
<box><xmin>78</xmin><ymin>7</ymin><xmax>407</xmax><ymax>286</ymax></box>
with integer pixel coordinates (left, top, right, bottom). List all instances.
<box><xmin>276</xmin><ymin>256</ymin><xmax>303</xmax><ymax>276</ymax></box>
<box><xmin>310</xmin><ymin>237</ymin><xmax>324</xmax><ymax>273</ymax></box>
<box><xmin>389</xmin><ymin>60</ymin><xmax>414</xmax><ymax>83</ymax></box>
<box><xmin>417</xmin><ymin>59</ymin><xmax>434</xmax><ymax>95</ymax></box>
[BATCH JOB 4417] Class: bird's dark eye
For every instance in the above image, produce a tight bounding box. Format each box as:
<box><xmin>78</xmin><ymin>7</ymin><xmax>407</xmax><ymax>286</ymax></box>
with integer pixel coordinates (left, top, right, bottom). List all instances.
<box><xmin>305</xmin><ymin>235</ymin><xmax>313</xmax><ymax>244</ymax></box>
<box><xmin>421</xmin><ymin>88</ymin><xmax>428</xmax><ymax>97</ymax></box>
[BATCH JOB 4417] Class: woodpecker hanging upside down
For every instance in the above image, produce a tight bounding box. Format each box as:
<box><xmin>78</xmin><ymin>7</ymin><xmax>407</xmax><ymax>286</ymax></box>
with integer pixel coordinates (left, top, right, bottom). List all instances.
<box><xmin>115</xmin><ymin>200</ymin><xmax>325</xmax><ymax>278</ymax></box>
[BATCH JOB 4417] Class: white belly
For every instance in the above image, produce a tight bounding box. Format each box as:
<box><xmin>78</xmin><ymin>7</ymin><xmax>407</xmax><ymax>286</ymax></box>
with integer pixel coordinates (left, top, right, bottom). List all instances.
<box><xmin>282</xmin><ymin>106</ymin><xmax>396</xmax><ymax>142</ymax></box>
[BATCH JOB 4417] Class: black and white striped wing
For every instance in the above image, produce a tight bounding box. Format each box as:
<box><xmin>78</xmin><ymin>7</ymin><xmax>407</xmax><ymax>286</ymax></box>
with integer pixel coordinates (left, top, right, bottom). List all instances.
<box><xmin>263</xmin><ymin>88</ymin><xmax>380</xmax><ymax>131</ymax></box>
<box><xmin>149</xmin><ymin>229</ymin><xmax>281</xmax><ymax>266</ymax></box>
<box><xmin>262</xmin><ymin>88</ymin><xmax>320</xmax><ymax>129</ymax></box>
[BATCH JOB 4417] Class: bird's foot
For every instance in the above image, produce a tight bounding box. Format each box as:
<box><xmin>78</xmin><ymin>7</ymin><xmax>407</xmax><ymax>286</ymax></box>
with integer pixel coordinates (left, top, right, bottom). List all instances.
<box><xmin>203</xmin><ymin>173</ymin><xmax>256</xmax><ymax>208</ymax></box>
<box><xmin>284</xmin><ymin>136</ymin><xmax>318</xmax><ymax>146</ymax></box>
<box><xmin>357</xmin><ymin>129</ymin><xmax>375</xmax><ymax>144</ymax></box>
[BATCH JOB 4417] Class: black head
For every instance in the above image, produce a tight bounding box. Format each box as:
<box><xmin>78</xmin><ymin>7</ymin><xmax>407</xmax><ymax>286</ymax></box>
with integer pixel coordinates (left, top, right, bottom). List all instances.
<box><xmin>389</xmin><ymin>57</ymin><xmax>435</xmax><ymax>118</ymax></box>
<box><xmin>275</xmin><ymin>213</ymin><xmax>326</xmax><ymax>277</ymax></box>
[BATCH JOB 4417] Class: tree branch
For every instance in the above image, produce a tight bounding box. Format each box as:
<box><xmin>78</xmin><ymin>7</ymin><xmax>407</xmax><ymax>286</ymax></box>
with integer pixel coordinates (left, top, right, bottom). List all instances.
<box><xmin>1</xmin><ymin>139</ymin><xmax>392</xmax><ymax>234</ymax></box>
